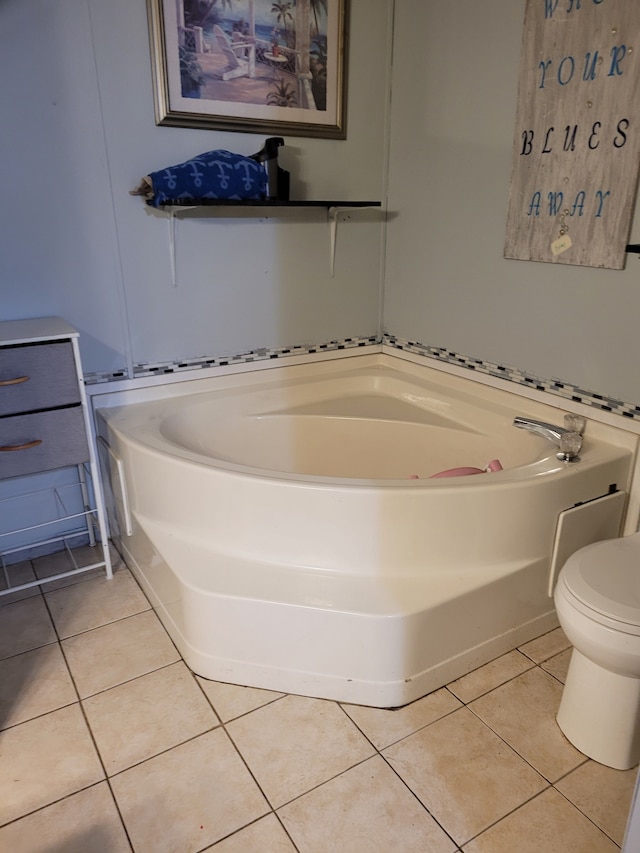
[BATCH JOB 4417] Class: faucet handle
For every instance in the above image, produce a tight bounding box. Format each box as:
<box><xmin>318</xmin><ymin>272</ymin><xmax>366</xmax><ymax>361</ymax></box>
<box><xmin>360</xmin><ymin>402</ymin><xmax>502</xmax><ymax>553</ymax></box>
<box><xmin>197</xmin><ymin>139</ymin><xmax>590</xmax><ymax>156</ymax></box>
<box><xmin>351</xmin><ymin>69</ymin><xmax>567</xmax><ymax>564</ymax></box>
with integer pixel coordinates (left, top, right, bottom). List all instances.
<box><xmin>564</xmin><ymin>413</ymin><xmax>586</xmax><ymax>435</ymax></box>
<box><xmin>557</xmin><ymin>431</ymin><xmax>582</xmax><ymax>462</ymax></box>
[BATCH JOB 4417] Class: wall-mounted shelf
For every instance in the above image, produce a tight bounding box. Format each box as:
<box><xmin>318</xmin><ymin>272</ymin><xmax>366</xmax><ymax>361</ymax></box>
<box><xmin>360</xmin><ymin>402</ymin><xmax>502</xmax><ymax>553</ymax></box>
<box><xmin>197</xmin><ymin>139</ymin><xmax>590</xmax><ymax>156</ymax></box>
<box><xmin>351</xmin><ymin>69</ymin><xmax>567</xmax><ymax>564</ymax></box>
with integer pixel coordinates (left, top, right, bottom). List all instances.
<box><xmin>159</xmin><ymin>200</ymin><xmax>382</xmax><ymax>279</ymax></box>
<box><xmin>158</xmin><ymin>199</ymin><xmax>381</xmax><ymax>209</ymax></box>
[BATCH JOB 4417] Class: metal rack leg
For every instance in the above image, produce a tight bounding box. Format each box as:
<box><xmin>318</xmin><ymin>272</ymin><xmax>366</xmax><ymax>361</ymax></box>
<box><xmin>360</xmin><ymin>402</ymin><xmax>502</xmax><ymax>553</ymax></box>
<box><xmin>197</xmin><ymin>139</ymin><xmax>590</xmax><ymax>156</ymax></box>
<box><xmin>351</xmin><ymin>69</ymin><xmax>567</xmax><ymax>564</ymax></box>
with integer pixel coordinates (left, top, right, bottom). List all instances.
<box><xmin>77</xmin><ymin>464</ymin><xmax>97</xmax><ymax>547</ymax></box>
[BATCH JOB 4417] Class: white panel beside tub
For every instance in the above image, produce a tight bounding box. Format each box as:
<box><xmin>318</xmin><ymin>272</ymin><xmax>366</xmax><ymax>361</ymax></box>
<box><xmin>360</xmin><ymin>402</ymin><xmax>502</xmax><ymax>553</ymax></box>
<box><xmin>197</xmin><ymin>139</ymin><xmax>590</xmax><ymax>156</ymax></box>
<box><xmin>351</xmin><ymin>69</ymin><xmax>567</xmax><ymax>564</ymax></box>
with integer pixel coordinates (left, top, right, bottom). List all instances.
<box><xmin>548</xmin><ymin>491</ymin><xmax>628</xmax><ymax>597</ymax></box>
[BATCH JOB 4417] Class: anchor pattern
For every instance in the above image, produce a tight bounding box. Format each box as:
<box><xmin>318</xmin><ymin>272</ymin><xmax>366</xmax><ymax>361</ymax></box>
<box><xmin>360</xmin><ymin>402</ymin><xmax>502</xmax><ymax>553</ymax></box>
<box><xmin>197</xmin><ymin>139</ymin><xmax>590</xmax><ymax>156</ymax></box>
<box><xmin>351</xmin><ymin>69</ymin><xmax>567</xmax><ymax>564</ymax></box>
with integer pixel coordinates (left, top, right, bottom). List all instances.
<box><xmin>148</xmin><ymin>150</ymin><xmax>267</xmax><ymax>207</ymax></box>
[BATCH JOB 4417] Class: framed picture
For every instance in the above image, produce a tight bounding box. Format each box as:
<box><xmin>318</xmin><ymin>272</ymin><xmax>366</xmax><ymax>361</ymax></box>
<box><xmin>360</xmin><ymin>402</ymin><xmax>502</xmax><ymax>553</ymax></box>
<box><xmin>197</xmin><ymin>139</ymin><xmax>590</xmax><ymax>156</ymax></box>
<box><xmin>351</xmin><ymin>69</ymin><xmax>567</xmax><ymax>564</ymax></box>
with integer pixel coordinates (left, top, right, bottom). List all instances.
<box><xmin>147</xmin><ymin>0</ymin><xmax>348</xmax><ymax>138</ymax></box>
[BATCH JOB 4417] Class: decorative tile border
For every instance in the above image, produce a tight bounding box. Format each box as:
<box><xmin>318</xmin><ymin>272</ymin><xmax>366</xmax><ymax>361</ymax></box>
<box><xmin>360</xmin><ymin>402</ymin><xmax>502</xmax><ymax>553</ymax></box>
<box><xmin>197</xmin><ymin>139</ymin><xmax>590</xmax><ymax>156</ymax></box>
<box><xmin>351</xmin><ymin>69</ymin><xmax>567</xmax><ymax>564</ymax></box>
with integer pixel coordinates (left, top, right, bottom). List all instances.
<box><xmin>83</xmin><ymin>335</ymin><xmax>379</xmax><ymax>385</ymax></box>
<box><xmin>383</xmin><ymin>334</ymin><xmax>640</xmax><ymax>422</ymax></box>
<box><xmin>84</xmin><ymin>331</ymin><xmax>640</xmax><ymax>423</ymax></box>
<box><xmin>85</xmin><ymin>369</ymin><xmax>129</xmax><ymax>385</ymax></box>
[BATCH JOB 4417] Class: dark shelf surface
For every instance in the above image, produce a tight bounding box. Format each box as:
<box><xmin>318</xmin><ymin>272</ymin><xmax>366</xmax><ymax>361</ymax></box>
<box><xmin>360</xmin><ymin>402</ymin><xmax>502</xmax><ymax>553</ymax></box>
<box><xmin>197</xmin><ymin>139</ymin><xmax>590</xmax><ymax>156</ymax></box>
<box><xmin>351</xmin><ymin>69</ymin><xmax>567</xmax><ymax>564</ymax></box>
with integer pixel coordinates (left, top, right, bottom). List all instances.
<box><xmin>160</xmin><ymin>199</ymin><xmax>381</xmax><ymax>209</ymax></box>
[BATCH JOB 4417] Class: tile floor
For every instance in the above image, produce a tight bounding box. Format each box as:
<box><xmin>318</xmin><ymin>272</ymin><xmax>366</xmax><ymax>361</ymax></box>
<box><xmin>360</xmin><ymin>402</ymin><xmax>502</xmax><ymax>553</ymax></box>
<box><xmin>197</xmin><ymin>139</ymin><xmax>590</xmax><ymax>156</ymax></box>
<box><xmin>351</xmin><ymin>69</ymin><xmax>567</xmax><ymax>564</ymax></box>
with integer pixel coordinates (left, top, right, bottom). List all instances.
<box><xmin>0</xmin><ymin>545</ymin><xmax>637</xmax><ymax>852</ymax></box>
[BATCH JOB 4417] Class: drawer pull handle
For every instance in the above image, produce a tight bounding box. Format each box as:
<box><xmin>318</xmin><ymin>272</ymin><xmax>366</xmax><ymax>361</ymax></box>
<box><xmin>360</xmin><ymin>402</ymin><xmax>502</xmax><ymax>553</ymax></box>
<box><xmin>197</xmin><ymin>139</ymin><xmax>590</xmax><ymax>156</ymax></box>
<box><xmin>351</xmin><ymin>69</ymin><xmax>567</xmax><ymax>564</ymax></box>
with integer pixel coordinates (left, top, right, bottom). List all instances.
<box><xmin>0</xmin><ymin>439</ymin><xmax>42</xmax><ymax>452</ymax></box>
<box><xmin>0</xmin><ymin>375</ymin><xmax>29</xmax><ymax>387</ymax></box>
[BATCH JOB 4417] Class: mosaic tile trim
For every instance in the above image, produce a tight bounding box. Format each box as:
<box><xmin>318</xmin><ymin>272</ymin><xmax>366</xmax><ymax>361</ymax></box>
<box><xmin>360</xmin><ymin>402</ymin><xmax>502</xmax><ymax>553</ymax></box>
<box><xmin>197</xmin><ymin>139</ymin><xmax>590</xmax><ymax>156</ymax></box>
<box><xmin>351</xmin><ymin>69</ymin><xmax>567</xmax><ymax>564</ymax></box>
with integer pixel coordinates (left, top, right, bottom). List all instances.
<box><xmin>84</xmin><ymin>331</ymin><xmax>640</xmax><ymax>423</ymax></box>
<box><xmin>83</xmin><ymin>335</ymin><xmax>380</xmax><ymax>385</ymax></box>
<box><xmin>383</xmin><ymin>334</ymin><xmax>640</xmax><ymax>422</ymax></box>
<box><xmin>84</xmin><ymin>369</ymin><xmax>129</xmax><ymax>386</ymax></box>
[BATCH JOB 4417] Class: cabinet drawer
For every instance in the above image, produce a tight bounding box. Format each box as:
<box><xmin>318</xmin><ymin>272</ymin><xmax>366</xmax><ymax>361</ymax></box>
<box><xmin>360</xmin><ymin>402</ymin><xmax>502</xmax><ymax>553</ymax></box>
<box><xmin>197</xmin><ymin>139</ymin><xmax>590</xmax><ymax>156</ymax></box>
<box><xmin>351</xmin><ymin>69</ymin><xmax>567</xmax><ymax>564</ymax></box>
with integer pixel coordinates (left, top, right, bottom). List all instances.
<box><xmin>0</xmin><ymin>407</ymin><xmax>89</xmax><ymax>479</ymax></box>
<box><xmin>0</xmin><ymin>341</ymin><xmax>80</xmax><ymax>416</ymax></box>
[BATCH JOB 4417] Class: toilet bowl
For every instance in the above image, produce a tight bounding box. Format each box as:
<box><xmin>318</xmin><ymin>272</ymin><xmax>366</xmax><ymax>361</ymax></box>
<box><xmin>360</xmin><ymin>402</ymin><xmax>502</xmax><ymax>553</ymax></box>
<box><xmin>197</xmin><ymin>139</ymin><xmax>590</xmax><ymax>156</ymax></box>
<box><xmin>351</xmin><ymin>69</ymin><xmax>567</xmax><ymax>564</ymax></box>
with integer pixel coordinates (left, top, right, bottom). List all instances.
<box><xmin>554</xmin><ymin>533</ymin><xmax>640</xmax><ymax>770</ymax></box>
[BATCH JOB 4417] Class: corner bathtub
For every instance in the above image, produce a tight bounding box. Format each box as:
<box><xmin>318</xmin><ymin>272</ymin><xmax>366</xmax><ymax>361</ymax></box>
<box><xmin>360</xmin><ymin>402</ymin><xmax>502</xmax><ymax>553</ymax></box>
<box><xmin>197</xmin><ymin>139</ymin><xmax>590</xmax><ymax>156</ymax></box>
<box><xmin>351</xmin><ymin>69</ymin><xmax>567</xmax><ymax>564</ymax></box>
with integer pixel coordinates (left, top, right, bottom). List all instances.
<box><xmin>96</xmin><ymin>354</ymin><xmax>635</xmax><ymax>707</ymax></box>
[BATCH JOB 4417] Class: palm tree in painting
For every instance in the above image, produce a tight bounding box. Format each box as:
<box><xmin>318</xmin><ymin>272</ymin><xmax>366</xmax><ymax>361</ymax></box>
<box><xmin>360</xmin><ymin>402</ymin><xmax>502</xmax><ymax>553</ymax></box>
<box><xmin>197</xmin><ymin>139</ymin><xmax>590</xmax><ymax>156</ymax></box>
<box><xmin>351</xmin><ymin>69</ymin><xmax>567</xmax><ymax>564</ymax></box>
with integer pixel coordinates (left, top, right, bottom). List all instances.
<box><xmin>267</xmin><ymin>76</ymin><xmax>298</xmax><ymax>107</ymax></box>
<box><xmin>309</xmin><ymin>0</ymin><xmax>327</xmax><ymax>37</ymax></box>
<box><xmin>308</xmin><ymin>0</ymin><xmax>327</xmax><ymax>109</ymax></box>
<box><xmin>271</xmin><ymin>2</ymin><xmax>294</xmax><ymax>47</ymax></box>
<box><xmin>184</xmin><ymin>0</ymin><xmax>233</xmax><ymax>28</ymax></box>
<box><xmin>309</xmin><ymin>36</ymin><xmax>326</xmax><ymax>109</ymax></box>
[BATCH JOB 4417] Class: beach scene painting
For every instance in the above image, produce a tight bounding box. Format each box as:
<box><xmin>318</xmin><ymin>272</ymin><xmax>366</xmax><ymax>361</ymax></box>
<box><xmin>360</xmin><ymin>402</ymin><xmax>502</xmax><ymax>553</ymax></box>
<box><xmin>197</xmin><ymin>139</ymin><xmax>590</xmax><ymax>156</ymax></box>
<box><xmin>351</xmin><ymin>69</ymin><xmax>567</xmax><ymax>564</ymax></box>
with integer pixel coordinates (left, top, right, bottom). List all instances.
<box><xmin>148</xmin><ymin>0</ymin><xmax>347</xmax><ymax>137</ymax></box>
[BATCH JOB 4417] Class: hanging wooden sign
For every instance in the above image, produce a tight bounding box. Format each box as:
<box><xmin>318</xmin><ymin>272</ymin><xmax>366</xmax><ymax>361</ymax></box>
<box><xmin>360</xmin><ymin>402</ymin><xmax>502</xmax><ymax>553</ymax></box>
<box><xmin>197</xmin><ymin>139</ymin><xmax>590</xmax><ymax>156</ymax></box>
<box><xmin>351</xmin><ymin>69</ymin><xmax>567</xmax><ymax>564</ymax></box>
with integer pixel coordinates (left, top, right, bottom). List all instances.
<box><xmin>504</xmin><ymin>0</ymin><xmax>640</xmax><ymax>269</ymax></box>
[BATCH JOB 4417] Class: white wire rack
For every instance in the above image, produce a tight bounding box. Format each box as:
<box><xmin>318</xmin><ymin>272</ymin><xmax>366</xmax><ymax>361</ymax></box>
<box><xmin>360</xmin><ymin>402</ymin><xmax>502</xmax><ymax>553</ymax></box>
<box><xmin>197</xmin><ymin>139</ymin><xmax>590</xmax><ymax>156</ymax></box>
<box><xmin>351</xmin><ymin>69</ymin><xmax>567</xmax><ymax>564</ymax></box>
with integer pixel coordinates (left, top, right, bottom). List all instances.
<box><xmin>0</xmin><ymin>465</ymin><xmax>111</xmax><ymax>595</ymax></box>
<box><xmin>0</xmin><ymin>318</ymin><xmax>113</xmax><ymax>596</ymax></box>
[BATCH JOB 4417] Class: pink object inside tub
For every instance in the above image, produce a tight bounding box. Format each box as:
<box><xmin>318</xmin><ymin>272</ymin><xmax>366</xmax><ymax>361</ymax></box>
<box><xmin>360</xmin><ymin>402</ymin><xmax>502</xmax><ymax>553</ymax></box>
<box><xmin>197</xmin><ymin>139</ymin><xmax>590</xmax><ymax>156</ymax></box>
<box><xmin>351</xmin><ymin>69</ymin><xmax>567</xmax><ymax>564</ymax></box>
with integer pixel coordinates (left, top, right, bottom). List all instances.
<box><xmin>429</xmin><ymin>459</ymin><xmax>504</xmax><ymax>479</ymax></box>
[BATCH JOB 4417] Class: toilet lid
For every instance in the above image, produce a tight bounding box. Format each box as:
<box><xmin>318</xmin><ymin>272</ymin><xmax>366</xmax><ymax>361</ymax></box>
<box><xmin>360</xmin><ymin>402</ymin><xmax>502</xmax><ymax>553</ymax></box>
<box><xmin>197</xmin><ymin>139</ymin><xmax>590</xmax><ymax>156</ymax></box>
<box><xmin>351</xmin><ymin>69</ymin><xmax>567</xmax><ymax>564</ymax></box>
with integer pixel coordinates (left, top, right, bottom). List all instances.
<box><xmin>561</xmin><ymin>536</ymin><xmax>640</xmax><ymax>628</ymax></box>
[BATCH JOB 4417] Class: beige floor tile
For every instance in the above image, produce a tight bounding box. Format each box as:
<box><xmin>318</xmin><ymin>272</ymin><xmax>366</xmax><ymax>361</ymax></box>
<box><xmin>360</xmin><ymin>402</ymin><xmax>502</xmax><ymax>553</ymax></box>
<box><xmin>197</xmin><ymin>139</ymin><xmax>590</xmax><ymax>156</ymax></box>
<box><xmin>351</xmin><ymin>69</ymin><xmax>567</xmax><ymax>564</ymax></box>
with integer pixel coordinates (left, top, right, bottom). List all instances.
<box><xmin>84</xmin><ymin>661</ymin><xmax>218</xmax><ymax>774</ymax></box>
<box><xmin>383</xmin><ymin>706</ymin><xmax>546</xmax><ymax>846</ymax></box>
<box><xmin>556</xmin><ymin>760</ymin><xmax>638</xmax><ymax>846</ymax></box>
<box><xmin>541</xmin><ymin>647</ymin><xmax>572</xmax><ymax>684</ymax></box>
<box><xmin>196</xmin><ymin>677</ymin><xmax>284</xmax><ymax>722</ymax></box>
<box><xmin>226</xmin><ymin>694</ymin><xmax>375</xmax><ymax>808</ymax></box>
<box><xmin>279</xmin><ymin>754</ymin><xmax>457</xmax><ymax>853</ymax></box>
<box><xmin>0</xmin><ymin>704</ymin><xmax>104</xmax><ymax>825</ymax></box>
<box><xmin>111</xmin><ymin>729</ymin><xmax>269</xmax><ymax>852</ymax></box>
<box><xmin>33</xmin><ymin>544</ymin><xmax>121</xmax><ymax>591</ymax></box>
<box><xmin>342</xmin><ymin>687</ymin><xmax>461</xmax><ymax>750</ymax></box>
<box><xmin>0</xmin><ymin>595</ymin><xmax>57</xmax><ymax>660</ymax></box>
<box><xmin>203</xmin><ymin>814</ymin><xmax>296</xmax><ymax>852</ymax></box>
<box><xmin>62</xmin><ymin>609</ymin><xmax>180</xmax><ymax>698</ymax></box>
<box><xmin>0</xmin><ymin>644</ymin><xmax>77</xmax><ymax>730</ymax></box>
<box><xmin>463</xmin><ymin>787</ymin><xmax>618</xmax><ymax>852</ymax></box>
<box><xmin>0</xmin><ymin>560</ymin><xmax>40</xmax><ymax>605</ymax></box>
<box><xmin>0</xmin><ymin>781</ymin><xmax>130</xmax><ymax>852</ymax></box>
<box><xmin>469</xmin><ymin>667</ymin><xmax>584</xmax><ymax>782</ymax></box>
<box><xmin>45</xmin><ymin>568</ymin><xmax>149</xmax><ymax>638</ymax></box>
<box><xmin>447</xmin><ymin>650</ymin><xmax>534</xmax><ymax>703</ymax></box>
<box><xmin>518</xmin><ymin>627</ymin><xmax>569</xmax><ymax>663</ymax></box>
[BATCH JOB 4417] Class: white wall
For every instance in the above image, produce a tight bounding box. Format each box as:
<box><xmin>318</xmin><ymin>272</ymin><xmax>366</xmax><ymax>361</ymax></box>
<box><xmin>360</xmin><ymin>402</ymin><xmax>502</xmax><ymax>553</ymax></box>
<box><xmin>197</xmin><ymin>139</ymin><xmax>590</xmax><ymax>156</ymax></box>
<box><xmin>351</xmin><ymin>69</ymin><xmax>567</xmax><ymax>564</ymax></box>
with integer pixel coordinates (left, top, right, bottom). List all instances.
<box><xmin>384</xmin><ymin>0</ymin><xmax>640</xmax><ymax>405</ymax></box>
<box><xmin>0</xmin><ymin>0</ymin><xmax>391</xmax><ymax>374</ymax></box>
<box><xmin>3</xmin><ymin>0</ymin><xmax>640</xmax><ymax>407</ymax></box>
<box><xmin>0</xmin><ymin>0</ymin><xmax>128</xmax><ymax>373</ymax></box>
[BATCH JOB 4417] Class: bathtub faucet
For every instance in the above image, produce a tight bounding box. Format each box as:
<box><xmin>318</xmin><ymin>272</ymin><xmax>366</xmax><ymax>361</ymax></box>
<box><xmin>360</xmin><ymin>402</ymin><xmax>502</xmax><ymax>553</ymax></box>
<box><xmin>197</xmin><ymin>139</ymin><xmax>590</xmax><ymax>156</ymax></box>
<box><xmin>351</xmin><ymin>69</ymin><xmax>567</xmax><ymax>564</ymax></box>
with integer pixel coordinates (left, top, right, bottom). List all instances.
<box><xmin>513</xmin><ymin>415</ymin><xmax>585</xmax><ymax>462</ymax></box>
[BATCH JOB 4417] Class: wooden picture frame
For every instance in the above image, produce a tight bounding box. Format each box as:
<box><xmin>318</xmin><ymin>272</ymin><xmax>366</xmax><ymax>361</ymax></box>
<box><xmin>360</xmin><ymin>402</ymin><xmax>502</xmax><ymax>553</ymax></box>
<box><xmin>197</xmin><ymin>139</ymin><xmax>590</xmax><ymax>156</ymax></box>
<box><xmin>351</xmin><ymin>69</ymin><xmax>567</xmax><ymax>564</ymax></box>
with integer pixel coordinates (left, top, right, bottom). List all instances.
<box><xmin>147</xmin><ymin>0</ymin><xmax>348</xmax><ymax>138</ymax></box>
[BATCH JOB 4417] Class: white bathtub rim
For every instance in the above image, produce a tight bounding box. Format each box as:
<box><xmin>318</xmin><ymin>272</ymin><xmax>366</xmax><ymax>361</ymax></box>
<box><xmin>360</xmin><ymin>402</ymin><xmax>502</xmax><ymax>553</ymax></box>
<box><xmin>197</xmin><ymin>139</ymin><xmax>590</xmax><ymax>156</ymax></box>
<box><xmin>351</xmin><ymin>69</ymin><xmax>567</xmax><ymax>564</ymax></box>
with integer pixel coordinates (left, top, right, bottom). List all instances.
<box><xmin>97</xmin><ymin>352</ymin><xmax>637</xmax><ymax>489</ymax></box>
<box><xmin>109</xmin><ymin>423</ymin><xmax>578</xmax><ymax>487</ymax></box>
<box><xmin>108</xmin><ymin>421</ymin><xmax>632</xmax><ymax>490</ymax></box>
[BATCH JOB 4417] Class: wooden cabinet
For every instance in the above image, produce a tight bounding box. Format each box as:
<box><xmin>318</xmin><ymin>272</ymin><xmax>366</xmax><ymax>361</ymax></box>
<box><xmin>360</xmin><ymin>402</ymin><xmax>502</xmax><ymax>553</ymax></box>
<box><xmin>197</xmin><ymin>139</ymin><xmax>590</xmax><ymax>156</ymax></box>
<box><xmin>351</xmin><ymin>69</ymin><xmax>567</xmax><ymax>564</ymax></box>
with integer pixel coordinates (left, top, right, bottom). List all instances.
<box><xmin>0</xmin><ymin>318</ymin><xmax>112</xmax><ymax>593</ymax></box>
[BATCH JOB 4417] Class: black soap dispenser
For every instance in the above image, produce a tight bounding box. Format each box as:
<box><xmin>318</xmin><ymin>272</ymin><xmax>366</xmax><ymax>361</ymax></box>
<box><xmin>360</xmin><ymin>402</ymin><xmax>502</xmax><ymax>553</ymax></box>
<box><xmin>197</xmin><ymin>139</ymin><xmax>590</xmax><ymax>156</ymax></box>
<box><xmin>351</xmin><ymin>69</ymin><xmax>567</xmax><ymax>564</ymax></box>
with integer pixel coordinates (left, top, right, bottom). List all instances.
<box><xmin>251</xmin><ymin>137</ymin><xmax>290</xmax><ymax>202</ymax></box>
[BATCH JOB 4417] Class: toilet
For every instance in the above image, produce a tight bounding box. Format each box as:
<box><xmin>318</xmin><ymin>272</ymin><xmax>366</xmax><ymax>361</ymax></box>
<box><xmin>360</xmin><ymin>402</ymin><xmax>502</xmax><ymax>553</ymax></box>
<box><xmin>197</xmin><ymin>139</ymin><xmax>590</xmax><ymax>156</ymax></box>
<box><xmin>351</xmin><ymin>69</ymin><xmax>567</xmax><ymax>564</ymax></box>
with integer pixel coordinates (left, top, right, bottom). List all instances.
<box><xmin>554</xmin><ymin>533</ymin><xmax>640</xmax><ymax>770</ymax></box>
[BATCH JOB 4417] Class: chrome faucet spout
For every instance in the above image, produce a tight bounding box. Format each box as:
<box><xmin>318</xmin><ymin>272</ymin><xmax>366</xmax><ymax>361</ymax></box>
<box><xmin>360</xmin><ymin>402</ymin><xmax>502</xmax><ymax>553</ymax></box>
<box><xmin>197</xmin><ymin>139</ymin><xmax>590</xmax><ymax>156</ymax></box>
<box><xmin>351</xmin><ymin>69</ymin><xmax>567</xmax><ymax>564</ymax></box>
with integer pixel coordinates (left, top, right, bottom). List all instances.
<box><xmin>513</xmin><ymin>415</ymin><xmax>584</xmax><ymax>462</ymax></box>
<box><xmin>512</xmin><ymin>416</ymin><xmax>568</xmax><ymax>447</ymax></box>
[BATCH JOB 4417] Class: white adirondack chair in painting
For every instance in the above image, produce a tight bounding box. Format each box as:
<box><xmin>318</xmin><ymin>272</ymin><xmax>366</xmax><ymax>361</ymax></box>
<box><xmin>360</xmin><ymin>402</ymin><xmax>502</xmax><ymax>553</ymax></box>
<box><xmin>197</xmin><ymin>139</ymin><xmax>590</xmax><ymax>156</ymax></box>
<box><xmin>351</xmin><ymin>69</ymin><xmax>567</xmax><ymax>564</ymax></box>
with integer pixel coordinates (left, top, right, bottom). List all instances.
<box><xmin>213</xmin><ymin>25</ymin><xmax>256</xmax><ymax>81</ymax></box>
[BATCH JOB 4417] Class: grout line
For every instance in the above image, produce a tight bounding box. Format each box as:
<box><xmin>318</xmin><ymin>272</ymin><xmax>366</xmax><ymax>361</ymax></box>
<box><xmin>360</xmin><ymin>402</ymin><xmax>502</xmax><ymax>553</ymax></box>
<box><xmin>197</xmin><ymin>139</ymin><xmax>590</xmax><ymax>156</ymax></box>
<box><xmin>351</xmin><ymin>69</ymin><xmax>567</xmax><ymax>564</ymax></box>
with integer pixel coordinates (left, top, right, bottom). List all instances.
<box><xmin>552</xmin><ymin>784</ymin><xmax>624</xmax><ymax>849</ymax></box>
<box><xmin>462</xmin><ymin>665</ymin><xmax>590</xmax><ymax>793</ymax></box>
<box><xmin>446</xmin><ymin>659</ymin><xmax>538</xmax><ymax>706</ymax></box>
<box><xmin>3</xmin><ymin>547</ymin><xmax>630</xmax><ymax>851</ymax></box>
<box><xmin>51</xmin><ymin>603</ymin><xmax>155</xmax><ymax>645</ymax></box>
<box><xmin>376</xmin><ymin>747</ymin><xmax>461</xmax><ymax>849</ymax></box>
<box><xmin>217</xmin><ymin>715</ymin><xmax>302</xmax><ymax>851</ymax></box>
<box><xmin>103</xmin><ymin>723</ymin><xmax>222</xmax><ymax>782</ymax></box>
<box><xmin>459</xmin><ymin>785</ymin><xmax>555</xmax><ymax>849</ymax></box>
<box><xmin>74</xmin><ymin>693</ymin><xmax>135</xmax><ymax>851</ymax></box>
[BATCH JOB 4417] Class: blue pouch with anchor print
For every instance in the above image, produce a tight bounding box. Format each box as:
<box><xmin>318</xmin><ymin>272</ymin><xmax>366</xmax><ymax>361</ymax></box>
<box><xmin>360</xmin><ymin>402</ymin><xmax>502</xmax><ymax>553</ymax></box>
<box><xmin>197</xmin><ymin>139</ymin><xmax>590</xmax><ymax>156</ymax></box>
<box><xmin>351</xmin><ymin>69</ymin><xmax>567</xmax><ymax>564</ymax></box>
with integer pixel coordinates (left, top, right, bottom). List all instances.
<box><xmin>147</xmin><ymin>150</ymin><xmax>267</xmax><ymax>207</ymax></box>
